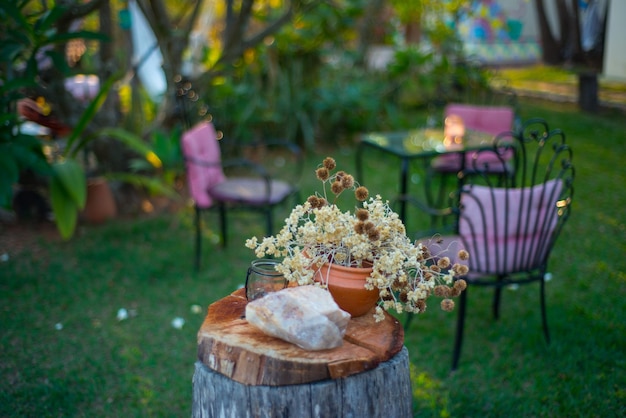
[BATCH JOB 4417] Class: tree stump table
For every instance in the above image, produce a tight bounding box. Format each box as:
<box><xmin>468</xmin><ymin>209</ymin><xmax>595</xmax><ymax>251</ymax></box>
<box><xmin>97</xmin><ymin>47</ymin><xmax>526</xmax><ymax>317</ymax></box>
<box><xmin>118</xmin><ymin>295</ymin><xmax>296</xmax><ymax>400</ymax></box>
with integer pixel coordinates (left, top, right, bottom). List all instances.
<box><xmin>193</xmin><ymin>288</ymin><xmax>412</xmax><ymax>418</ymax></box>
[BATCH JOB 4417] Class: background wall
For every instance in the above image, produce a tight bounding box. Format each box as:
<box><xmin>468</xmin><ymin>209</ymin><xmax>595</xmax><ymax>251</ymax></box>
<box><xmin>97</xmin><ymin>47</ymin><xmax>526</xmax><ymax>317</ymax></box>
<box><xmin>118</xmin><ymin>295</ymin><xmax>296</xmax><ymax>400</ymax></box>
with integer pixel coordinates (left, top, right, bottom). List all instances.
<box><xmin>603</xmin><ymin>1</ymin><xmax>626</xmax><ymax>80</ymax></box>
<box><xmin>457</xmin><ymin>0</ymin><xmax>541</xmax><ymax>65</ymax></box>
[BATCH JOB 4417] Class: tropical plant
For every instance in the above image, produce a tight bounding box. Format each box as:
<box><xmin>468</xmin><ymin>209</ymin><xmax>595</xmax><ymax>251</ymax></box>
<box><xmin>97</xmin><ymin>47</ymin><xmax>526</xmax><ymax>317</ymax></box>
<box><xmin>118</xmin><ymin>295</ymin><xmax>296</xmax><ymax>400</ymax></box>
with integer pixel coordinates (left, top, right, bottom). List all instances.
<box><xmin>246</xmin><ymin>157</ymin><xmax>469</xmax><ymax>321</ymax></box>
<box><xmin>313</xmin><ymin>63</ymin><xmax>394</xmax><ymax>143</ymax></box>
<box><xmin>128</xmin><ymin>126</ymin><xmax>184</xmax><ymax>189</ymax></box>
<box><xmin>0</xmin><ymin>1</ymin><xmax>102</xmax><ymax>217</ymax></box>
<box><xmin>1</xmin><ymin>2</ymin><xmax>176</xmax><ymax>239</ymax></box>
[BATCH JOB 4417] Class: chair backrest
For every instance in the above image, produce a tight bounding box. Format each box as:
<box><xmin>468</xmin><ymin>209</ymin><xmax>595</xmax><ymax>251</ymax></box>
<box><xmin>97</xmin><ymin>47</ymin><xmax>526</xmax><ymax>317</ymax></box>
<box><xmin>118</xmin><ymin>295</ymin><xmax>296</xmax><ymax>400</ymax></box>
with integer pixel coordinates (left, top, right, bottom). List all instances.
<box><xmin>456</xmin><ymin>118</ymin><xmax>575</xmax><ymax>276</ymax></box>
<box><xmin>444</xmin><ymin>103</ymin><xmax>514</xmax><ymax>136</ymax></box>
<box><xmin>181</xmin><ymin>121</ymin><xmax>226</xmax><ymax>208</ymax></box>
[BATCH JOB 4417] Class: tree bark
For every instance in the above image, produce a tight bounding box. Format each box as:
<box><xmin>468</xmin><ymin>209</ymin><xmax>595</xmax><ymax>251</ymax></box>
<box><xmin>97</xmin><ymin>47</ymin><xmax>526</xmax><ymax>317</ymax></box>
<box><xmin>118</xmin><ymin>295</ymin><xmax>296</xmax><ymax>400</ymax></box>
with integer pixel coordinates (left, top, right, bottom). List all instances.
<box><xmin>534</xmin><ymin>0</ymin><xmax>560</xmax><ymax>64</ymax></box>
<box><xmin>192</xmin><ymin>347</ymin><xmax>412</xmax><ymax>418</ymax></box>
<box><xmin>137</xmin><ymin>0</ymin><xmax>307</xmax><ymax>129</ymax></box>
<box><xmin>91</xmin><ymin>0</ymin><xmax>130</xmax><ymax>173</ymax></box>
<box><xmin>354</xmin><ymin>0</ymin><xmax>386</xmax><ymax>67</ymax></box>
<box><xmin>534</xmin><ymin>0</ymin><xmax>606</xmax><ymax>69</ymax></box>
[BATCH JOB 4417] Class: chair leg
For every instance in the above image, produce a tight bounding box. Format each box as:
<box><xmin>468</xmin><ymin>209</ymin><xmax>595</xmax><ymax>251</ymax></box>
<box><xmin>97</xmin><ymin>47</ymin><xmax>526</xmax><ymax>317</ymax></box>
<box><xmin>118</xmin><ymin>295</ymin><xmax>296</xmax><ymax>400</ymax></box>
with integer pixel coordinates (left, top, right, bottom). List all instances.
<box><xmin>194</xmin><ymin>206</ymin><xmax>202</xmax><ymax>272</ymax></box>
<box><xmin>437</xmin><ymin>174</ymin><xmax>451</xmax><ymax>209</ymax></box>
<box><xmin>492</xmin><ymin>286</ymin><xmax>502</xmax><ymax>320</ymax></box>
<box><xmin>218</xmin><ymin>204</ymin><xmax>227</xmax><ymax>248</ymax></box>
<box><xmin>540</xmin><ymin>278</ymin><xmax>551</xmax><ymax>344</ymax></box>
<box><xmin>425</xmin><ymin>171</ymin><xmax>450</xmax><ymax>228</ymax></box>
<box><xmin>452</xmin><ymin>288</ymin><xmax>468</xmax><ymax>371</ymax></box>
<box><xmin>265</xmin><ymin>207</ymin><xmax>273</xmax><ymax>238</ymax></box>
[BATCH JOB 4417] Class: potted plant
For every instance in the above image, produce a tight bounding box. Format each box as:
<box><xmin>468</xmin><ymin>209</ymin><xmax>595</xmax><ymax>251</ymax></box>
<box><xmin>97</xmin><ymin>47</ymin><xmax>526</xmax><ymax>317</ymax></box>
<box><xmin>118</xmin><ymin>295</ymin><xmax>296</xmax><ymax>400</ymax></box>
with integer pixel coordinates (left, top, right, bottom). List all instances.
<box><xmin>0</xmin><ymin>1</ymin><xmax>104</xmax><ymax>223</ymax></box>
<box><xmin>246</xmin><ymin>157</ymin><xmax>469</xmax><ymax>320</ymax></box>
<box><xmin>48</xmin><ymin>75</ymin><xmax>176</xmax><ymax>239</ymax></box>
<box><xmin>1</xmin><ymin>2</ymin><xmax>175</xmax><ymax>240</ymax></box>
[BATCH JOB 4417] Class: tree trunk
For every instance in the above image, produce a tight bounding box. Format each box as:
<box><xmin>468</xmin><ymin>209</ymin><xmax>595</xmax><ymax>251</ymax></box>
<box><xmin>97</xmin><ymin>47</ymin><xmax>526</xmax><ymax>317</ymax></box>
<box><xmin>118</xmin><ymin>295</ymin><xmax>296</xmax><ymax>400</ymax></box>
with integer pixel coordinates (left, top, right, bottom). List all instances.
<box><xmin>92</xmin><ymin>0</ymin><xmax>131</xmax><ymax>173</ymax></box>
<box><xmin>578</xmin><ymin>72</ymin><xmax>599</xmax><ymax>112</ymax></box>
<box><xmin>404</xmin><ymin>20</ymin><xmax>422</xmax><ymax>45</ymax></box>
<box><xmin>192</xmin><ymin>347</ymin><xmax>412</xmax><ymax>418</ymax></box>
<box><xmin>534</xmin><ymin>0</ymin><xmax>561</xmax><ymax>64</ymax></box>
<box><xmin>355</xmin><ymin>0</ymin><xmax>386</xmax><ymax>67</ymax></box>
<box><xmin>534</xmin><ymin>0</ymin><xmax>607</xmax><ymax>69</ymax></box>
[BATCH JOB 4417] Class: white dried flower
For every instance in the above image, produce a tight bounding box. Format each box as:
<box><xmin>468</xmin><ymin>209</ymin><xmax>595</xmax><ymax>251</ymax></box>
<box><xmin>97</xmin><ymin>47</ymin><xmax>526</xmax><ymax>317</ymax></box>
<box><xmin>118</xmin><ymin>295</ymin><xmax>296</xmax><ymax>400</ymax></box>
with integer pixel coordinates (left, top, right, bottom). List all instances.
<box><xmin>246</xmin><ymin>157</ymin><xmax>470</xmax><ymax>318</ymax></box>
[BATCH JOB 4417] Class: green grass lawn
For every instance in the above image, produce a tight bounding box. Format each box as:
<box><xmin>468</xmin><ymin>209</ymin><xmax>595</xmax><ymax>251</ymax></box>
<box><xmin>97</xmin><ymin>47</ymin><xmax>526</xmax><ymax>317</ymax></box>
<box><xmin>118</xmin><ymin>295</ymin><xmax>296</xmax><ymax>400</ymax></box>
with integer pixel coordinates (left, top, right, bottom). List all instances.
<box><xmin>1</xmin><ymin>98</ymin><xmax>625</xmax><ymax>417</ymax></box>
<box><xmin>498</xmin><ymin>64</ymin><xmax>626</xmax><ymax>101</ymax></box>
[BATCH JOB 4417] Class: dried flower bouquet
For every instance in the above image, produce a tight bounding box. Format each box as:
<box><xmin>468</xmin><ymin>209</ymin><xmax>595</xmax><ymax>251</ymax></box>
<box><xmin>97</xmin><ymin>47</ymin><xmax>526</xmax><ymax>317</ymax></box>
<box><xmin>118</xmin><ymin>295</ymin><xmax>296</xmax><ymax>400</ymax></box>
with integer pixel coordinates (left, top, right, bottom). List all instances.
<box><xmin>246</xmin><ymin>157</ymin><xmax>468</xmax><ymax>321</ymax></box>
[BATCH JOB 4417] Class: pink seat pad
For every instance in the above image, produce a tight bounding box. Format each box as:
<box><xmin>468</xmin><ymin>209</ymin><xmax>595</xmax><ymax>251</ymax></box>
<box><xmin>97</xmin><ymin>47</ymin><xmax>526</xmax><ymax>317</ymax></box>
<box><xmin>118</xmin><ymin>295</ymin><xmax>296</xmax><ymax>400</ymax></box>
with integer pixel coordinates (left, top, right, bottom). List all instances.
<box><xmin>210</xmin><ymin>178</ymin><xmax>293</xmax><ymax>205</ymax></box>
<box><xmin>419</xmin><ymin>179</ymin><xmax>563</xmax><ymax>276</ymax></box>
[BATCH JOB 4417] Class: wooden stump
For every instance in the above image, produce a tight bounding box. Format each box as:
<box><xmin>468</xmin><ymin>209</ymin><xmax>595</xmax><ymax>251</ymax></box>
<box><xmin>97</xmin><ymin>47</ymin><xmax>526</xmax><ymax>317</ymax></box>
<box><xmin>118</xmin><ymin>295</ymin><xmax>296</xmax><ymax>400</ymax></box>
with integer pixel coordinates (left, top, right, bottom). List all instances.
<box><xmin>193</xmin><ymin>289</ymin><xmax>412</xmax><ymax>417</ymax></box>
<box><xmin>192</xmin><ymin>347</ymin><xmax>412</xmax><ymax>418</ymax></box>
<box><xmin>196</xmin><ymin>289</ymin><xmax>405</xmax><ymax>385</ymax></box>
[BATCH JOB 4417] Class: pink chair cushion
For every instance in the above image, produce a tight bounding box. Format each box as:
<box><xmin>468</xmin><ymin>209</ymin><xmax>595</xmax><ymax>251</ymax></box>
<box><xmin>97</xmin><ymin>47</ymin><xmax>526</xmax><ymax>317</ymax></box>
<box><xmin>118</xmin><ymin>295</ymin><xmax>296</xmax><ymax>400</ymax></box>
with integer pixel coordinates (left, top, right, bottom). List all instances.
<box><xmin>459</xmin><ymin>179</ymin><xmax>563</xmax><ymax>274</ymax></box>
<box><xmin>444</xmin><ymin>104</ymin><xmax>514</xmax><ymax>136</ymax></box>
<box><xmin>433</xmin><ymin>104</ymin><xmax>515</xmax><ymax>173</ymax></box>
<box><xmin>181</xmin><ymin>121</ymin><xmax>226</xmax><ymax>208</ymax></box>
<box><xmin>431</xmin><ymin>149</ymin><xmax>511</xmax><ymax>173</ymax></box>
<box><xmin>210</xmin><ymin>178</ymin><xmax>293</xmax><ymax>205</ymax></box>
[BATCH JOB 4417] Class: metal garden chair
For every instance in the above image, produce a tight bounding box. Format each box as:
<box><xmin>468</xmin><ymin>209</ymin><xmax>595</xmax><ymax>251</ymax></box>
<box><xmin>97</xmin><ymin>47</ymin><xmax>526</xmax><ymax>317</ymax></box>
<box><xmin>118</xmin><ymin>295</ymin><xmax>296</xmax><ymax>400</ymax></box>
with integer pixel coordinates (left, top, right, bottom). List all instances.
<box><xmin>415</xmin><ymin>118</ymin><xmax>575</xmax><ymax>370</ymax></box>
<box><xmin>181</xmin><ymin>120</ymin><xmax>302</xmax><ymax>271</ymax></box>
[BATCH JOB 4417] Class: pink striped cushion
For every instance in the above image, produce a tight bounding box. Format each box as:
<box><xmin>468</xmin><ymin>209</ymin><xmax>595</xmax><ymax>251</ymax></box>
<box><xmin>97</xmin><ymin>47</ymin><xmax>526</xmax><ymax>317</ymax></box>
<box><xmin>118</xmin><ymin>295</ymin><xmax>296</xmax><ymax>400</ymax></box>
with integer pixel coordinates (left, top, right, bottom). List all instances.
<box><xmin>433</xmin><ymin>104</ymin><xmax>515</xmax><ymax>173</ymax></box>
<box><xmin>459</xmin><ymin>179</ymin><xmax>563</xmax><ymax>274</ymax></box>
<box><xmin>181</xmin><ymin>122</ymin><xmax>226</xmax><ymax>208</ymax></box>
<box><xmin>444</xmin><ymin>104</ymin><xmax>514</xmax><ymax>136</ymax></box>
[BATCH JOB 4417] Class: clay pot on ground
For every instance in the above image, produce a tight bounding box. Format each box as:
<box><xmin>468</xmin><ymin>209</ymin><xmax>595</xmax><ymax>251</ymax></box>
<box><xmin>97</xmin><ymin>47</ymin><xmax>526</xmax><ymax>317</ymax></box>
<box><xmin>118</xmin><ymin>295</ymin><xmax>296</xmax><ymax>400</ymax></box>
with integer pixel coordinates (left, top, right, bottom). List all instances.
<box><xmin>82</xmin><ymin>177</ymin><xmax>117</xmax><ymax>224</ymax></box>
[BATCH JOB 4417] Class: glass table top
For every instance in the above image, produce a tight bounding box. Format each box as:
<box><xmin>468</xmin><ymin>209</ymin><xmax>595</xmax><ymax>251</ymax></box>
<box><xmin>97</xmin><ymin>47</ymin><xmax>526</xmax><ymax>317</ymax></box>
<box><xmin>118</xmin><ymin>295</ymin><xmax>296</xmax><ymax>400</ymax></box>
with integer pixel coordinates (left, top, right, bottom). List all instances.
<box><xmin>360</xmin><ymin>128</ymin><xmax>495</xmax><ymax>159</ymax></box>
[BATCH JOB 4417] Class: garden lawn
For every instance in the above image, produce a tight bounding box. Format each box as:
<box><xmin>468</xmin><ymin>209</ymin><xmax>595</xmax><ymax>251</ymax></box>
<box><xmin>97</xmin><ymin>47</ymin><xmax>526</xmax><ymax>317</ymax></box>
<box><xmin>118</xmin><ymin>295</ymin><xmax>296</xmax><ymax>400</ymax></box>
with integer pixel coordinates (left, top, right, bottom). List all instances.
<box><xmin>1</xmin><ymin>98</ymin><xmax>624</xmax><ymax>417</ymax></box>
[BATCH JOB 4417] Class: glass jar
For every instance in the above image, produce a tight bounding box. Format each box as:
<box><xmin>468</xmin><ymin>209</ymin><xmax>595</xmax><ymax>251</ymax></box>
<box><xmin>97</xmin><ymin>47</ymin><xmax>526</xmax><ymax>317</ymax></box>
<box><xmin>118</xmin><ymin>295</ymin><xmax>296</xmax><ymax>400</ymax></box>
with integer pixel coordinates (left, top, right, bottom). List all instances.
<box><xmin>245</xmin><ymin>259</ymin><xmax>287</xmax><ymax>301</ymax></box>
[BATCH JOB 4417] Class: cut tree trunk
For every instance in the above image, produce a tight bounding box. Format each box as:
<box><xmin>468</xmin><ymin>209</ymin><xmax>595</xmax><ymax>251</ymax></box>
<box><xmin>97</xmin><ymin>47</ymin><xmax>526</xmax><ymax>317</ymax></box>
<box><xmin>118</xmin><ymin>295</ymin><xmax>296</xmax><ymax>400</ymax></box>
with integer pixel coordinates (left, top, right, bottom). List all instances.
<box><xmin>192</xmin><ymin>289</ymin><xmax>412</xmax><ymax>417</ymax></box>
<box><xmin>192</xmin><ymin>347</ymin><xmax>412</xmax><ymax>418</ymax></box>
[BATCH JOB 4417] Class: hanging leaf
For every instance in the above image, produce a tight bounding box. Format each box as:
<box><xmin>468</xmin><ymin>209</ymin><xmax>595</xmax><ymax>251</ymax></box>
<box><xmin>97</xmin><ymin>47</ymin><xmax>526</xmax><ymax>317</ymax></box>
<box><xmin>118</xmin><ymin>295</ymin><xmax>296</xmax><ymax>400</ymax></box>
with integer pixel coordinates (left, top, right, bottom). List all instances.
<box><xmin>1</xmin><ymin>2</ymin><xmax>30</xmax><ymax>32</ymax></box>
<box><xmin>0</xmin><ymin>148</ymin><xmax>19</xmax><ymax>208</ymax></box>
<box><xmin>49</xmin><ymin>175</ymin><xmax>79</xmax><ymax>240</ymax></box>
<box><xmin>97</xmin><ymin>127</ymin><xmax>154</xmax><ymax>157</ymax></box>
<box><xmin>51</xmin><ymin>159</ymin><xmax>86</xmax><ymax>209</ymax></box>
<box><xmin>105</xmin><ymin>173</ymin><xmax>179</xmax><ymax>199</ymax></box>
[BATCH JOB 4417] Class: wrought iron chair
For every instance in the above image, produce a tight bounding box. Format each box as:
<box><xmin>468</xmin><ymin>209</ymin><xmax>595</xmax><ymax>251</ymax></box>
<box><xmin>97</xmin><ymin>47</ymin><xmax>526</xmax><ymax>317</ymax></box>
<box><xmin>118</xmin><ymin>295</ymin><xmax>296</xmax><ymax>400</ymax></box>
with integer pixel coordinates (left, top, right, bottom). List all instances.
<box><xmin>415</xmin><ymin>118</ymin><xmax>575</xmax><ymax>370</ymax></box>
<box><xmin>424</xmin><ymin>103</ymin><xmax>517</xmax><ymax>233</ymax></box>
<box><xmin>181</xmin><ymin>120</ymin><xmax>302</xmax><ymax>271</ymax></box>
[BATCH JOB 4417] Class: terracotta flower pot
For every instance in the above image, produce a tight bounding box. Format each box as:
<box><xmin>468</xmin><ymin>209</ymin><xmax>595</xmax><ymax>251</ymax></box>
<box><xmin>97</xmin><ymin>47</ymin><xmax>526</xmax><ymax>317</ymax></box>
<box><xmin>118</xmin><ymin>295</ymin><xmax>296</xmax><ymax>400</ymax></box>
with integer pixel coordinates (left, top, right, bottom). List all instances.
<box><xmin>314</xmin><ymin>262</ymin><xmax>379</xmax><ymax>317</ymax></box>
<box><xmin>82</xmin><ymin>178</ymin><xmax>117</xmax><ymax>224</ymax></box>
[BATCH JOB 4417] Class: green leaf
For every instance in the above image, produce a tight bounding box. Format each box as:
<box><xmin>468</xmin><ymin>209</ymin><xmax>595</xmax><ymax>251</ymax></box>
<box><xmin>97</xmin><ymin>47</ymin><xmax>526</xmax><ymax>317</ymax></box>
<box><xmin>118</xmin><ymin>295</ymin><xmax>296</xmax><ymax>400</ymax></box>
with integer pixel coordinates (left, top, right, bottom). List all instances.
<box><xmin>52</xmin><ymin>160</ymin><xmax>86</xmax><ymax>209</ymax></box>
<box><xmin>0</xmin><ymin>145</ymin><xmax>20</xmax><ymax>180</ymax></box>
<box><xmin>128</xmin><ymin>159</ymin><xmax>152</xmax><ymax>172</ymax></box>
<box><xmin>10</xmin><ymin>134</ymin><xmax>51</xmax><ymax>175</ymax></box>
<box><xmin>0</xmin><ymin>2</ymin><xmax>29</xmax><ymax>32</ymax></box>
<box><xmin>65</xmin><ymin>74</ymin><xmax>119</xmax><ymax>157</ymax></box>
<box><xmin>105</xmin><ymin>173</ymin><xmax>179</xmax><ymax>200</ymax></box>
<box><xmin>0</xmin><ymin>77</ymin><xmax>38</xmax><ymax>96</ymax></box>
<box><xmin>0</xmin><ymin>147</ymin><xmax>20</xmax><ymax>208</ymax></box>
<box><xmin>97</xmin><ymin>128</ymin><xmax>153</xmax><ymax>156</ymax></box>
<box><xmin>0</xmin><ymin>42</ymin><xmax>26</xmax><ymax>63</ymax></box>
<box><xmin>37</xmin><ymin>6</ymin><xmax>65</xmax><ymax>32</ymax></box>
<box><xmin>46</xmin><ymin>49</ymin><xmax>70</xmax><ymax>75</ymax></box>
<box><xmin>49</xmin><ymin>174</ymin><xmax>79</xmax><ymax>240</ymax></box>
